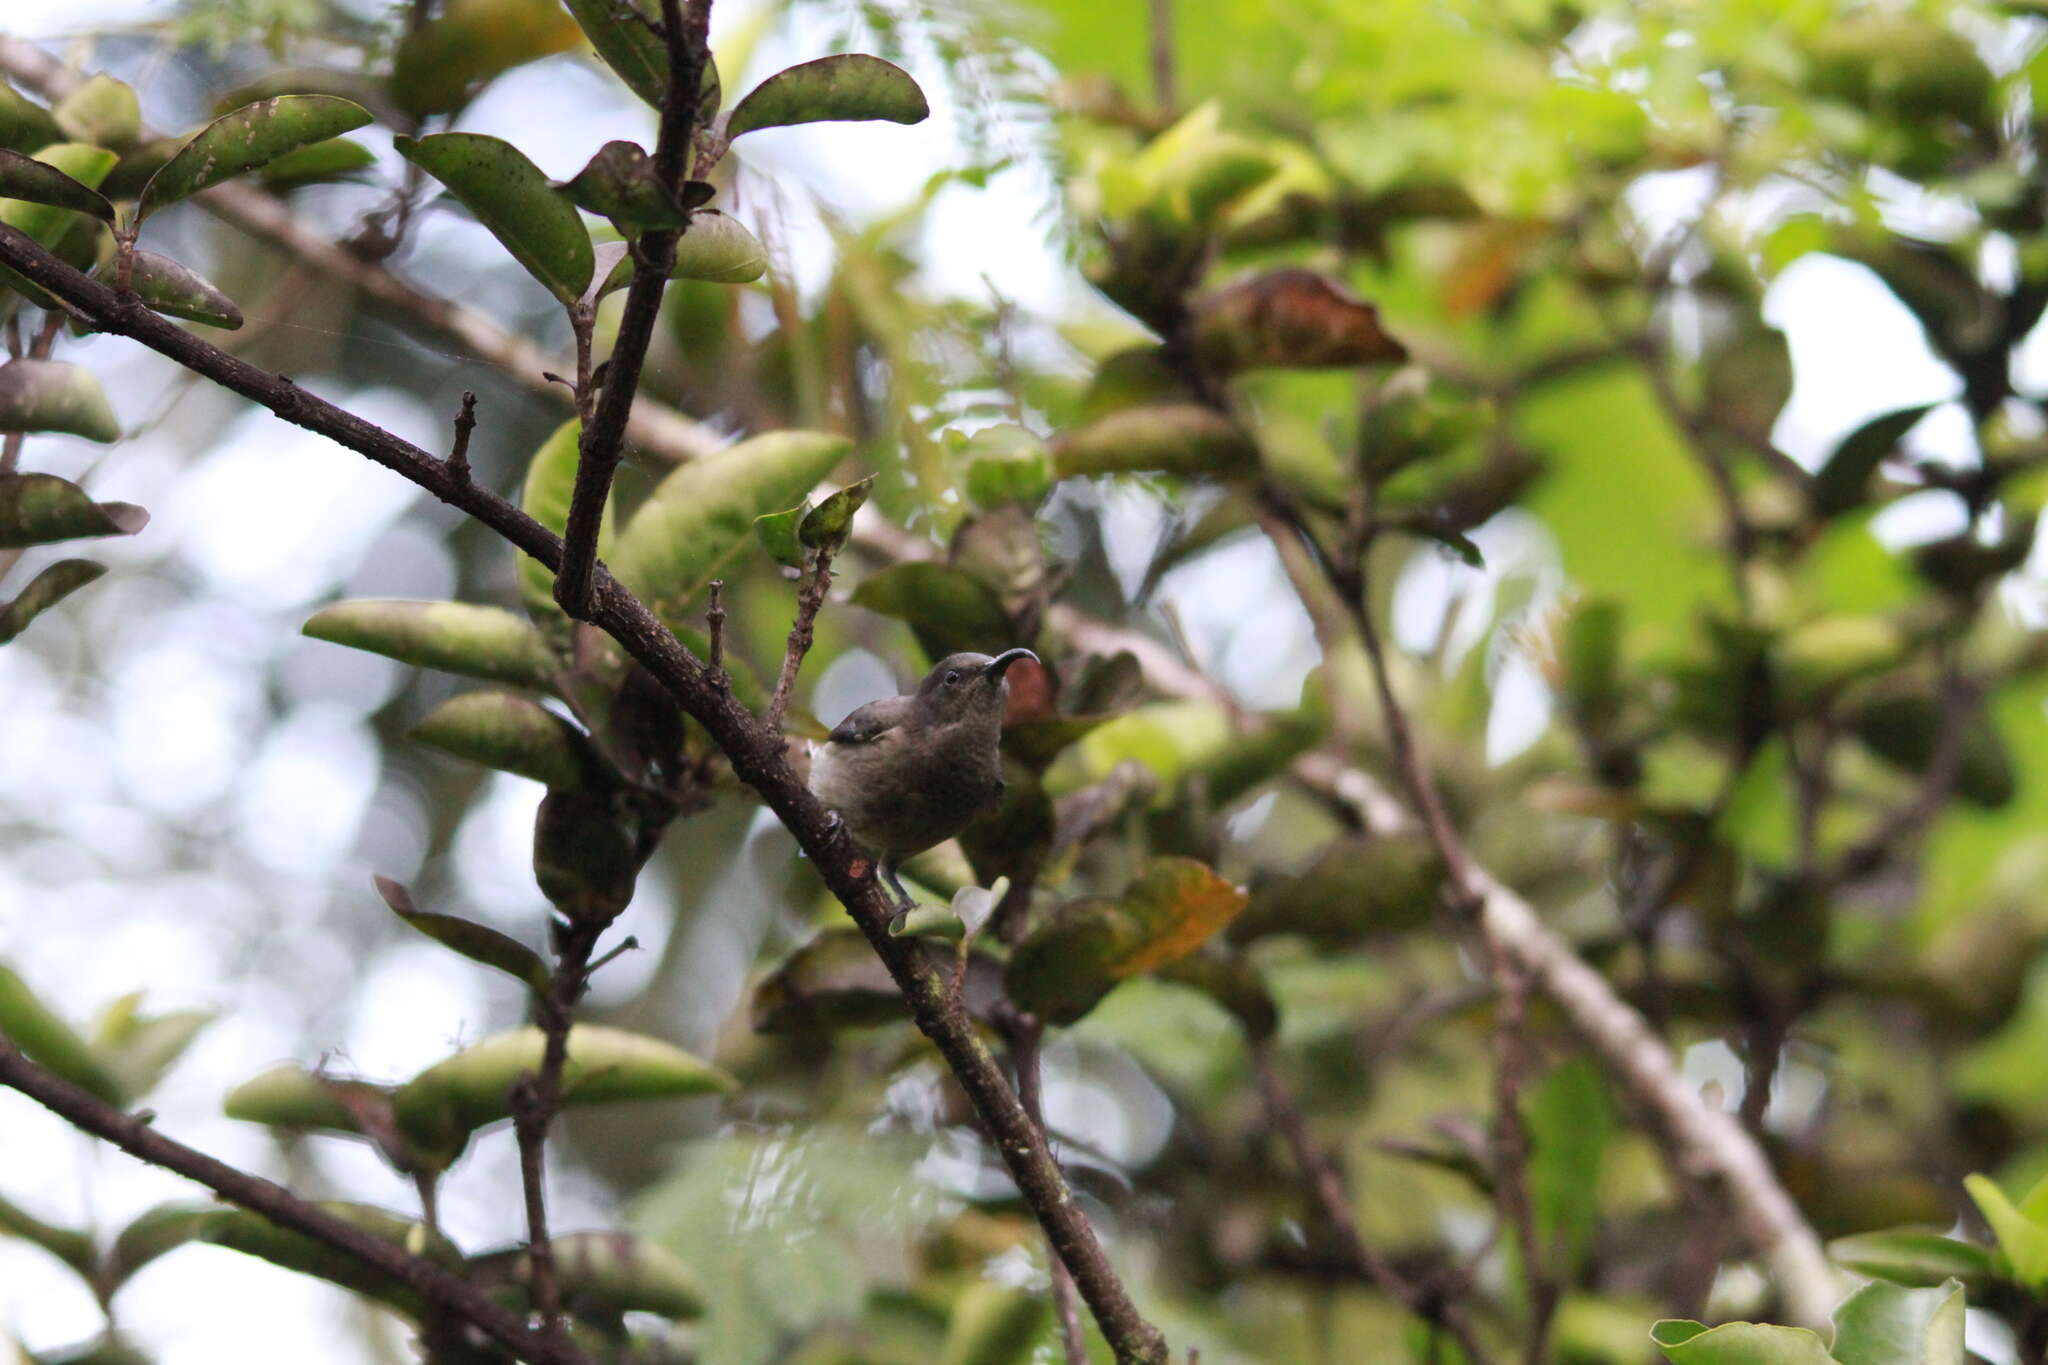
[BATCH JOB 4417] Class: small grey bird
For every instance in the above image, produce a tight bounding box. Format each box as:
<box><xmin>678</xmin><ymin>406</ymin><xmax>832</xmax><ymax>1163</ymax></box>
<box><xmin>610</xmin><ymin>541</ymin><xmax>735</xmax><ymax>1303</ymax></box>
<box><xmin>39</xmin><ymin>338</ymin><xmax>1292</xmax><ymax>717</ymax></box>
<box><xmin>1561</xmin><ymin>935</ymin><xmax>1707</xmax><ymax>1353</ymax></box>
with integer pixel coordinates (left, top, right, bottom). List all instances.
<box><xmin>809</xmin><ymin>648</ymin><xmax>1039</xmax><ymax>909</ymax></box>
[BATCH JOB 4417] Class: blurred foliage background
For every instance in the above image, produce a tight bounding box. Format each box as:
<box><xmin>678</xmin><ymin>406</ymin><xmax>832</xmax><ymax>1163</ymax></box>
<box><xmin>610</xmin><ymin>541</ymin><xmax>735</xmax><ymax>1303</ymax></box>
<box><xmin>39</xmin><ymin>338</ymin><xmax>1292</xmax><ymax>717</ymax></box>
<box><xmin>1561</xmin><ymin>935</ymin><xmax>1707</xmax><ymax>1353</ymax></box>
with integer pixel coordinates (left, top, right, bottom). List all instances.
<box><xmin>8</xmin><ymin>0</ymin><xmax>2048</xmax><ymax>1361</ymax></box>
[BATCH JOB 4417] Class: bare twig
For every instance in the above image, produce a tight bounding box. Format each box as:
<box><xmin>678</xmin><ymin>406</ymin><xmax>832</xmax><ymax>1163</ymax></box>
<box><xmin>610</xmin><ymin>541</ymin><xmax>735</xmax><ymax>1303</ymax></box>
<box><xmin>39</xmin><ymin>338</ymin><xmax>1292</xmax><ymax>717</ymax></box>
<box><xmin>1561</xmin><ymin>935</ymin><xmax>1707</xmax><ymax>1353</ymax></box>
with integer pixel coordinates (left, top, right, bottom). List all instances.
<box><xmin>553</xmin><ymin>0</ymin><xmax>711</xmax><ymax>616</ymax></box>
<box><xmin>0</xmin><ymin>1030</ymin><xmax>592</xmax><ymax>1365</ymax></box>
<box><xmin>0</xmin><ymin>221</ymin><xmax>1171</xmax><ymax>1365</ymax></box>
<box><xmin>767</xmin><ymin>546</ymin><xmax>834</xmax><ymax>731</ymax></box>
<box><xmin>446</xmin><ymin>390</ymin><xmax>477</xmax><ymax>483</ymax></box>
<box><xmin>1012</xmin><ymin>1025</ymin><xmax>1089</xmax><ymax>1365</ymax></box>
<box><xmin>706</xmin><ymin>578</ymin><xmax>727</xmax><ymax>677</ymax></box>
<box><xmin>1249</xmin><ymin>1044</ymin><xmax>1495</xmax><ymax>1365</ymax></box>
<box><xmin>1147</xmin><ymin>0</ymin><xmax>1177</xmax><ymax>110</ymax></box>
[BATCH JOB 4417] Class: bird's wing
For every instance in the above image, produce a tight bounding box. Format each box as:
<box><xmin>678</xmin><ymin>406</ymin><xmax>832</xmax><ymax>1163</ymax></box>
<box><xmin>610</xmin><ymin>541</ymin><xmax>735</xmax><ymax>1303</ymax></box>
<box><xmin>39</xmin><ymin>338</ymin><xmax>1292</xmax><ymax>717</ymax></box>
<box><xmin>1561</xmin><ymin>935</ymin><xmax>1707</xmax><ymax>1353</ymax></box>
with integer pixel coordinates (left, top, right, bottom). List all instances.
<box><xmin>827</xmin><ymin>695</ymin><xmax>910</xmax><ymax>745</ymax></box>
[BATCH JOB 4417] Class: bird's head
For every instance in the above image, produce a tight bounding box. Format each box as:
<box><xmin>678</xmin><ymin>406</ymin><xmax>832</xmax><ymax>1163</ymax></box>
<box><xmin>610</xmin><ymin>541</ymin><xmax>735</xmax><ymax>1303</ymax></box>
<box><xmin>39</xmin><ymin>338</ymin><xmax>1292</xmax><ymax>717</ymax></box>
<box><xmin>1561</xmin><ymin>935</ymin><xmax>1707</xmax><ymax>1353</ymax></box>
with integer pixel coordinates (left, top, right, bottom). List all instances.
<box><xmin>914</xmin><ymin>648</ymin><xmax>1039</xmax><ymax>723</ymax></box>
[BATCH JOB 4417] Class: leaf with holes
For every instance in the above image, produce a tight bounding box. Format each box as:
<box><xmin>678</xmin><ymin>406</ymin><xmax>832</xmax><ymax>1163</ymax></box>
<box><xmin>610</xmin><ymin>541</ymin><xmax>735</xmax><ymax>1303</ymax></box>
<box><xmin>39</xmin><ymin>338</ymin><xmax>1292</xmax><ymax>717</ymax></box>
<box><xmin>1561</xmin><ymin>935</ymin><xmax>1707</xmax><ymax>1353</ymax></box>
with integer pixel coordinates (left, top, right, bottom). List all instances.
<box><xmin>304</xmin><ymin>598</ymin><xmax>559</xmax><ymax>689</ymax></box>
<box><xmin>395</xmin><ymin>132</ymin><xmax>593</xmax><ymax>303</ymax></box>
<box><xmin>139</xmin><ymin>96</ymin><xmax>373</xmax><ymax>218</ymax></box>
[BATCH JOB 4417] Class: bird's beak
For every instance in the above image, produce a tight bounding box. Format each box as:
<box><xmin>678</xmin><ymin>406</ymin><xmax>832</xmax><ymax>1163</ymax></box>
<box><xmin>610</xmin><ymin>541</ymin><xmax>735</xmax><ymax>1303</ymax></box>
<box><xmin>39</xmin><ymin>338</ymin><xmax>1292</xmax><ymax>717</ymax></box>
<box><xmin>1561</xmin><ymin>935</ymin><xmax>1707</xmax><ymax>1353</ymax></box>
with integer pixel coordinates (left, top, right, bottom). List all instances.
<box><xmin>984</xmin><ymin>647</ymin><xmax>1039</xmax><ymax>681</ymax></box>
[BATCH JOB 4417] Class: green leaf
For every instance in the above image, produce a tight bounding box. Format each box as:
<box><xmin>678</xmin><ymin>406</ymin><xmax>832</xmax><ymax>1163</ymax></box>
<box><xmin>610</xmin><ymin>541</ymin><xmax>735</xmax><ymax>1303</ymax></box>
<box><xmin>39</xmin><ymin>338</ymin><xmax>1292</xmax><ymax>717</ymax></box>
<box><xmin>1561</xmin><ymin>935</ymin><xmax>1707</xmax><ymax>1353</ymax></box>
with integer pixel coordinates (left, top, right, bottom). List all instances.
<box><xmin>391</xmin><ymin>0</ymin><xmax>585</xmax><ymax>118</ymax></box>
<box><xmin>1829</xmin><ymin>1279</ymin><xmax>1965</xmax><ymax>1365</ymax></box>
<box><xmin>0</xmin><ymin>85</ymin><xmax>64</xmax><ymax>153</ymax></box>
<box><xmin>1850</xmin><ymin>693</ymin><xmax>2015</xmax><ymax>809</ymax></box>
<box><xmin>0</xmin><ymin>143</ymin><xmax>116</xmax><ymax>247</ymax></box>
<box><xmin>91</xmin><ymin>999</ymin><xmax>212</xmax><ymax>1104</ymax></box>
<box><xmin>1830</xmin><ymin>1230</ymin><xmax>1994</xmax><ymax>1290</ymax></box>
<box><xmin>961</xmin><ymin>425</ymin><xmax>1052</xmax><ymax>509</ymax></box>
<box><xmin>0</xmin><ymin>147</ymin><xmax>113</xmax><ymax>221</ymax></box>
<box><xmin>0</xmin><ymin>474</ymin><xmax>145</xmax><ymax>547</ymax></box>
<box><xmin>223</xmin><ymin>1064</ymin><xmax>393</xmax><ymax>1138</ymax></box>
<box><xmin>0</xmin><ymin>559</ymin><xmax>105</xmax><ymax>643</ymax></box>
<box><xmin>396</xmin><ymin>132</ymin><xmax>594</xmax><ymax>304</ymax></box>
<box><xmin>393</xmin><ymin>1024</ymin><xmax>736</xmax><ymax>1156</ymax></box>
<box><xmin>533</xmin><ymin>787</ymin><xmax>642</xmax><ymax>923</ymax></box>
<box><xmin>0</xmin><ymin>1189</ymin><xmax>96</xmax><ymax>1280</ymax></box>
<box><xmin>259</xmin><ymin>136</ymin><xmax>377</xmax><ymax>190</ymax></box>
<box><xmin>517</xmin><ymin>418</ymin><xmax>613</xmax><ymax>622</ymax></box>
<box><xmin>849</xmin><ymin>562</ymin><xmax>1014</xmax><ymax>661</ymax></box>
<box><xmin>754</xmin><ymin>500</ymin><xmax>808</xmax><ymax>568</ymax></box>
<box><xmin>940</xmin><ymin>1279</ymin><xmax>1046</xmax><ymax>1365</ymax></box>
<box><xmin>670</xmin><ymin>209</ymin><xmax>767</xmax><ymax>282</ymax></box>
<box><xmin>559</xmin><ymin>139</ymin><xmax>687</xmax><ymax>232</ymax></box>
<box><xmin>104</xmin><ymin>1202</ymin><xmax>219</xmax><ymax>1289</ymax></box>
<box><xmin>1649</xmin><ymin>1319</ymin><xmax>1839</xmax><ymax>1364</ymax></box>
<box><xmin>1052</xmin><ymin>403</ymin><xmax>1259</xmax><ymax>478</ymax></box>
<box><xmin>800</xmin><ymin>475</ymin><xmax>872</xmax><ymax>551</ymax></box>
<box><xmin>0</xmin><ymin>363</ymin><xmax>123</xmax><ymax>445</ymax></box>
<box><xmin>1525</xmin><ymin>1058</ymin><xmax>1613</xmax><ymax>1277</ymax></box>
<box><xmin>471</xmin><ymin>1231</ymin><xmax>705</xmax><ymax>1320</ymax></box>
<box><xmin>1811</xmin><ymin>405</ymin><xmax>1934</xmax><ymax>518</ymax></box>
<box><xmin>1965</xmin><ymin>1173</ymin><xmax>2048</xmax><ymax>1290</ymax></box>
<box><xmin>303</xmin><ymin>598</ymin><xmax>559</xmax><ymax>689</ymax></box>
<box><xmin>409</xmin><ymin>690</ymin><xmax>598</xmax><ymax>790</ymax></box>
<box><xmin>372</xmin><ymin>875</ymin><xmax>550</xmax><ymax>995</ymax></box>
<box><xmin>1006</xmin><ymin>857</ymin><xmax>1250</xmax><ymax>1025</ymax></box>
<box><xmin>92</xmin><ymin>250</ymin><xmax>244</xmax><ymax>329</ymax></box>
<box><xmin>139</xmin><ymin>96</ymin><xmax>374</xmax><ymax>219</ymax></box>
<box><xmin>203</xmin><ymin>1203</ymin><xmax>459</xmax><ymax>1318</ymax></box>
<box><xmin>725</xmin><ymin>55</ymin><xmax>929</xmax><ymax>140</ymax></box>
<box><xmin>0</xmin><ymin>962</ymin><xmax>122</xmax><ymax>1102</ymax></box>
<box><xmin>52</xmin><ymin>75</ymin><xmax>140</xmax><ymax>151</ymax></box>
<box><xmin>612</xmin><ymin>428</ymin><xmax>851</xmax><ymax>626</ymax></box>
<box><xmin>561</xmin><ymin>0</ymin><xmax>721</xmax><ymax>111</ymax></box>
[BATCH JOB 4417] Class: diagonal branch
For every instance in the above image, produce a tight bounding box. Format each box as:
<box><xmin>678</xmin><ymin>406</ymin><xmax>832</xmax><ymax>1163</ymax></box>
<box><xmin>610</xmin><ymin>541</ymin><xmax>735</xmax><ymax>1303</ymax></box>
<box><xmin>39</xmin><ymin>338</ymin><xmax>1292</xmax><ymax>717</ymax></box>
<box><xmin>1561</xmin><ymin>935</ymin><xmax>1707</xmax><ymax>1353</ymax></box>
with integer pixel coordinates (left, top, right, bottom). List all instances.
<box><xmin>0</xmin><ymin>1030</ymin><xmax>592</xmax><ymax>1365</ymax></box>
<box><xmin>0</xmin><ymin>221</ymin><xmax>1170</xmax><ymax>1365</ymax></box>
<box><xmin>552</xmin><ymin>0</ymin><xmax>710</xmax><ymax>617</ymax></box>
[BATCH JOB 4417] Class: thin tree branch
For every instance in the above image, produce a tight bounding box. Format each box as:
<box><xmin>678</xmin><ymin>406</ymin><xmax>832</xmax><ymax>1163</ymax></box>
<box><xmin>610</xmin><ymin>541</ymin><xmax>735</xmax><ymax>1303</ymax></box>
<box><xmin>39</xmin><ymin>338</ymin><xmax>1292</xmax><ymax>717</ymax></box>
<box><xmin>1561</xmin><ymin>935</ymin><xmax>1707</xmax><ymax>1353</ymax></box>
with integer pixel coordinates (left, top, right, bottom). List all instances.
<box><xmin>446</xmin><ymin>390</ymin><xmax>477</xmax><ymax>483</ymax></box>
<box><xmin>767</xmin><ymin>546</ymin><xmax>834</xmax><ymax>731</ymax></box>
<box><xmin>553</xmin><ymin>0</ymin><xmax>709</xmax><ymax>616</ymax></box>
<box><xmin>1147</xmin><ymin>0</ymin><xmax>1177</xmax><ymax>111</ymax></box>
<box><xmin>0</xmin><ymin>221</ymin><xmax>1171</xmax><ymax>1365</ymax></box>
<box><xmin>1011</xmin><ymin>1024</ymin><xmax>1089</xmax><ymax>1365</ymax></box>
<box><xmin>0</xmin><ymin>1031</ymin><xmax>592</xmax><ymax>1365</ymax></box>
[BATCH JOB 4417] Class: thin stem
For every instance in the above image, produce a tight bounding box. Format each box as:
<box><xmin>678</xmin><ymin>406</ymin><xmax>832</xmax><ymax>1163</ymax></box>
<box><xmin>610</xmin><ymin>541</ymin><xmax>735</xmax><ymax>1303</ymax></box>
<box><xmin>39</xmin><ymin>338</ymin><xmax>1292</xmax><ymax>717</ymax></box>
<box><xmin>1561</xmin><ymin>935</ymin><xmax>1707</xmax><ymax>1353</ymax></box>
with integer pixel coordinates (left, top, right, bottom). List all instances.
<box><xmin>0</xmin><ymin>1030</ymin><xmax>592</xmax><ymax>1365</ymax></box>
<box><xmin>767</xmin><ymin>546</ymin><xmax>834</xmax><ymax>731</ymax></box>
<box><xmin>1013</xmin><ymin>1026</ymin><xmax>1089</xmax><ymax>1365</ymax></box>
<box><xmin>447</xmin><ymin>390</ymin><xmax>477</xmax><ymax>483</ymax></box>
<box><xmin>553</xmin><ymin>0</ymin><xmax>709</xmax><ymax>617</ymax></box>
<box><xmin>706</xmin><ymin>578</ymin><xmax>726</xmax><ymax>677</ymax></box>
<box><xmin>0</xmin><ymin>220</ymin><xmax>1171</xmax><ymax>1365</ymax></box>
<box><xmin>1147</xmin><ymin>0</ymin><xmax>1177</xmax><ymax>110</ymax></box>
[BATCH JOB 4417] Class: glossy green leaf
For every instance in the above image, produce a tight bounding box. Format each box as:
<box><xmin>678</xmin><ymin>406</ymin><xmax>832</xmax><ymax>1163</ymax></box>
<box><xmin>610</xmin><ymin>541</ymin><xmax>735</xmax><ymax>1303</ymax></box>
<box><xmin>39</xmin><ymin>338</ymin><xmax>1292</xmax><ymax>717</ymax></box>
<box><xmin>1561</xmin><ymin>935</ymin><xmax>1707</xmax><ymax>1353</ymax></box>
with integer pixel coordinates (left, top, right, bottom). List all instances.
<box><xmin>258</xmin><ymin>136</ymin><xmax>377</xmax><ymax>189</ymax></box>
<box><xmin>0</xmin><ymin>363</ymin><xmax>122</xmax><ymax>445</ymax></box>
<box><xmin>517</xmin><ymin>418</ymin><xmax>613</xmax><ymax>622</ymax></box>
<box><xmin>612</xmin><ymin>428</ymin><xmax>851</xmax><ymax>625</ymax></box>
<box><xmin>391</xmin><ymin>0</ymin><xmax>584</xmax><ymax>118</ymax></box>
<box><xmin>670</xmin><ymin>209</ymin><xmax>767</xmax><ymax>282</ymax></box>
<box><xmin>104</xmin><ymin>1202</ymin><xmax>219</xmax><ymax>1289</ymax></box>
<box><xmin>139</xmin><ymin>96</ymin><xmax>374</xmax><ymax>218</ymax></box>
<box><xmin>561</xmin><ymin>0</ymin><xmax>721</xmax><ymax>112</ymax></box>
<box><xmin>1829</xmin><ymin>1278</ymin><xmax>1965</xmax><ymax>1365</ymax></box>
<box><xmin>98</xmin><ymin>135</ymin><xmax>188</xmax><ymax>201</ymax></box>
<box><xmin>91</xmin><ymin>250</ymin><xmax>244</xmax><ymax>329</ymax></box>
<box><xmin>725</xmin><ymin>55</ymin><xmax>929</xmax><ymax>140</ymax></box>
<box><xmin>303</xmin><ymin>598</ymin><xmax>559</xmax><ymax>689</ymax></box>
<box><xmin>396</xmin><ymin>132</ymin><xmax>594</xmax><ymax>303</ymax></box>
<box><xmin>393</xmin><ymin>1024</ymin><xmax>735</xmax><ymax>1155</ymax></box>
<box><xmin>0</xmin><ymin>143</ymin><xmax>116</xmax><ymax>247</ymax></box>
<box><xmin>1965</xmin><ymin>1173</ymin><xmax>2048</xmax><ymax>1290</ymax></box>
<box><xmin>754</xmin><ymin>500</ymin><xmax>808</xmax><ymax>568</ymax></box>
<box><xmin>1052</xmin><ymin>403</ymin><xmax>1258</xmax><ymax>478</ymax></box>
<box><xmin>0</xmin><ymin>85</ymin><xmax>63</xmax><ymax>153</ymax></box>
<box><xmin>52</xmin><ymin>75</ymin><xmax>140</xmax><ymax>150</ymax></box>
<box><xmin>1007</xmin><ymin>857</ymin><xmax>1249</xmax><ymax>1025</ymax></box>
<box><xmin>1830</xmin><ymin>1230</ymin><xmax>1994</xmax><ymax>1291</ymax></box>
<box><xmin>408</xmin><ymin>690</ymin><xmax>597</xmax><ymax>790</ymax></box>
<box><xmin>0</xmin><ymin>147</ymin><xmax>113</xmax><ymax>221</ymax></box>
<box><xmin>1648</xmin><ymin>1319</ymin><xmax>1838</xmax><ymax>1364</ymax></box>
<box><xmin>372</xmin><ymin>875</ymin><xmax>549</xmax><ymax>995</ymax></box>
<box><xmin>849</xmin><ymin>562</ymin><xmax>1014</xmax><ymax>661</ymax></box>
<box><xmin>1810</xmin><ymin>405</ymin><xmax>1934</xmax><ymax>518</ymax></box>
<box><xmin>0</xmin><ymin>1190</ymin><xmax>95</xmax><ymax>1280</ymax></box>
<box><xmin>472</xmin><ymin>1230</ymin><xmax>705</xmax><ymax>1320</ymax></box>
<box><xmin>202</xmin><ymin>1203</ymin><xmax>460</xmax><ymax>1318</ymax></box>
<box><xmin>223</xmin><ymin>1063</ymin><xmax>393</xmax><ymax>1137</ymax></box>
<box><xmin>0</xmin><ymin>559</ymin><xmax>105</xmax><ymax>643</ymax></box>
<box><xmin>559</xmin><ymin>139</ymin><xmax>687</xmax><ymax>231</ymax></box>
<box><xmin>0</xmin><ymin>963</ymin><xmax>122</xmax><ymax>1102</ymax></box>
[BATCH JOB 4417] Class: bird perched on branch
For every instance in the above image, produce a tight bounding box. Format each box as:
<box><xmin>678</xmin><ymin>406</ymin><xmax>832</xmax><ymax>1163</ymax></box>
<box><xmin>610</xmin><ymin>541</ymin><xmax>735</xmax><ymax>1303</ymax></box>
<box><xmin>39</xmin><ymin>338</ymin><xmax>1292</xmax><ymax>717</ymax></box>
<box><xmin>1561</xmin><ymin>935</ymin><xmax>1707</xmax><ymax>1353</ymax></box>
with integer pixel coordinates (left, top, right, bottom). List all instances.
<box><xmin>809</xmin><ymin>648</ymin><xmax>1039</xmax><ymax>911</ymax></box>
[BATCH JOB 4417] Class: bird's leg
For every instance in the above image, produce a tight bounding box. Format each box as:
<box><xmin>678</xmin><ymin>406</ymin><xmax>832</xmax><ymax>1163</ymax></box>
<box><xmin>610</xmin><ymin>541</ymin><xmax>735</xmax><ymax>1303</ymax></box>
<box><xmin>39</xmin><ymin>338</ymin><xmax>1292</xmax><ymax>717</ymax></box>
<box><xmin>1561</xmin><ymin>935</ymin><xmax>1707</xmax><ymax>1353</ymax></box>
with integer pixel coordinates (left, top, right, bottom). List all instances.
<box><xmin>879</xmin><ymin>857</ymin><xmax>917</xmax><ymax>932</ymax></box>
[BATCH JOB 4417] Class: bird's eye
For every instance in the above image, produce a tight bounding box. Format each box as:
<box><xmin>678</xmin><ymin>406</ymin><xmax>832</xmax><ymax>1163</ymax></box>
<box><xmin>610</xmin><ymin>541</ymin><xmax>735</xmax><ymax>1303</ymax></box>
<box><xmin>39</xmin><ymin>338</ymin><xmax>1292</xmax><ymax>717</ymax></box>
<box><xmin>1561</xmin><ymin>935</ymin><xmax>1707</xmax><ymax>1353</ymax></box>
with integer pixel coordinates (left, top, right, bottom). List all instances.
<box><xmin>944</xmin><ymin>670</ymin><xmax>962</xmax><ymax>686</ymax></box>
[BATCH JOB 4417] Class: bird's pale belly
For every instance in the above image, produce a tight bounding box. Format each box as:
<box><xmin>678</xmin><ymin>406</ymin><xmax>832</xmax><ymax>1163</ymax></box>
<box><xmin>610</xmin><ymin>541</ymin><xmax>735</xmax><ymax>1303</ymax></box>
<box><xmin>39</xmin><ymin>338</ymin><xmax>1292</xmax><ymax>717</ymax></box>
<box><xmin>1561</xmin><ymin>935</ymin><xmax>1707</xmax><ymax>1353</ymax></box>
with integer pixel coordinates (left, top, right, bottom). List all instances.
<box><xmin>809</xmin><ymin>732</ymin><xmax>1004</xmax><ymax>858</ymax></box>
